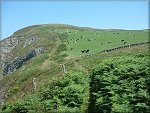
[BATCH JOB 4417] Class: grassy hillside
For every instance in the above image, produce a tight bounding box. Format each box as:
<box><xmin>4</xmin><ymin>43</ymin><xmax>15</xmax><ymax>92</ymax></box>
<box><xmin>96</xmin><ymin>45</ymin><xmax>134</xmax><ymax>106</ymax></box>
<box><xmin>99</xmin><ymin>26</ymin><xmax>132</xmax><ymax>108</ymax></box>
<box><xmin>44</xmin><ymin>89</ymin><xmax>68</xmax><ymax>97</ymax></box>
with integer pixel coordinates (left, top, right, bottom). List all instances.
<box><xmin>0</xmin><ymin>24</ymin><xmax>149</xmax><ymax>112</ymax></box>
<box><xmin>8</xmin><ymin>24</ymin><xmax>149</xmax><ymax>58</ymax></box>
<box><xmin>64</xmin><ymin>29</ymin><xmax>149</xmax><ymax>56</ymax></box>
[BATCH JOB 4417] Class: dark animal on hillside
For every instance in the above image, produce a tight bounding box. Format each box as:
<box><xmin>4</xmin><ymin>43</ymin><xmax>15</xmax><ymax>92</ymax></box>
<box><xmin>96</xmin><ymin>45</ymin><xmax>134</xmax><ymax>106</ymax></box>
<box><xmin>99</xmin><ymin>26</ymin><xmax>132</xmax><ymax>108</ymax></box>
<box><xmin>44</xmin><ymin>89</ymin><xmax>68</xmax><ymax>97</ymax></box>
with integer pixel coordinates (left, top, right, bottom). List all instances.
<box><xmin>124</xmin><ymin>41</ymin><xmax>127</xmax><ymax>44</ymax></box>
<box><xmin>81</xmin><ymin>50</ymin><xmax>85</xmax><ymax>53</ymax></box>
<box><xmin>86</xmin><ymin>50</ymin><xmax>90</xmax><ymax>53</ymax></box>
<box><xmin>121</xmin><ymin>40</ymin><xmax>124</xmax><ymax>42</ymax></box>
<box><xmin>108</xmin><ymin>41</ymin><xmax>112</xmax><ymax>43</ymax></box>
<box><xmin>81</xmin><ymin>49</ymin><xmax>90</xmax><ymax>53</ymax></box>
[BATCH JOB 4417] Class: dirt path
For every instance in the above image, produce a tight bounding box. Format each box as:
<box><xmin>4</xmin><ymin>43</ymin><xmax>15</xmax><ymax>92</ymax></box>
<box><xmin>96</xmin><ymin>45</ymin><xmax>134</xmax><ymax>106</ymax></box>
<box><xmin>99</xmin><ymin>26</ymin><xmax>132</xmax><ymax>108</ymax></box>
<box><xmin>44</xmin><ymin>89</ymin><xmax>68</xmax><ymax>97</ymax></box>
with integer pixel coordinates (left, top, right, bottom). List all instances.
<box><xmin>42</xmin><ymin>33</ymin><xmax>62</xmax><ymax>69</ymax></box>
<box><xmin>48</xmin><ymin>33</ymin><xmax>62</xmax><ymax>57</ymax></box>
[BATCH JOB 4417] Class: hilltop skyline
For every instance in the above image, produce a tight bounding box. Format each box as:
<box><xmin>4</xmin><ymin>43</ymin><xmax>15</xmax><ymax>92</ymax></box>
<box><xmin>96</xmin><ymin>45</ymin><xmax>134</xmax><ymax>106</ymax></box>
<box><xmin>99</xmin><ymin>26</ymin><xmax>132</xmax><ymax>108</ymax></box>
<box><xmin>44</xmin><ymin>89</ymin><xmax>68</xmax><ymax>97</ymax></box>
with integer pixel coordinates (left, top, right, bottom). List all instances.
<box><xmin>1</xmin><ymin>0</ymin><xmax>149</xmax><ymax>39</ymax></box>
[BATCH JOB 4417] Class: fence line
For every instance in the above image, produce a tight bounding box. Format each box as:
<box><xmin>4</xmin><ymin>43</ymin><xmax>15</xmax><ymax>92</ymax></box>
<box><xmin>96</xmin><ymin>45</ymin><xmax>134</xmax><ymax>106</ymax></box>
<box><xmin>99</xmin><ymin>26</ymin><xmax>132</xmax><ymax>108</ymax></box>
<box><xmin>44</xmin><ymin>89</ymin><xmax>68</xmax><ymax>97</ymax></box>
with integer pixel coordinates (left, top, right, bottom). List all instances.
<box><xmin>79</xmin><ymin>41</ymin><xmax>150</xmax><ymax>57</ymax></box>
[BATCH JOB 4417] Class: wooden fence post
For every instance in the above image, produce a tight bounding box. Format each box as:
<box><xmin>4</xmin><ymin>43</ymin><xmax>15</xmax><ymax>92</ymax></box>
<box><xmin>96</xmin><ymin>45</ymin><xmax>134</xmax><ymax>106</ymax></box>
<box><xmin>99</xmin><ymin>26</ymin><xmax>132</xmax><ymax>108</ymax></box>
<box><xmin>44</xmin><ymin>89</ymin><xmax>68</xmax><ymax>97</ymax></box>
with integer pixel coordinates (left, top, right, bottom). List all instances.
<box><xmin>32</xmin><ymin>77</ymin><xmax>36</xmax><ymax>91</ymax></box>
<box><xmin>62</xmin><ymin>64</ymin><xmax>67</xmax><ymax>74</ymax></box>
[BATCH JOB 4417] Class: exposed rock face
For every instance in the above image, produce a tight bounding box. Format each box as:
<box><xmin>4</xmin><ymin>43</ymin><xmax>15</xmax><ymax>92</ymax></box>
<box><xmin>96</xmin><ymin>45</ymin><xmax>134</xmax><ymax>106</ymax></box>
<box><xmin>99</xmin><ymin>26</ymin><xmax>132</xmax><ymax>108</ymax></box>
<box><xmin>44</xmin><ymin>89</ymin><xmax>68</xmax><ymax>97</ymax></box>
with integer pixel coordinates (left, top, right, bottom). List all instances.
<box><xmin>0</xmin><ymin>34</ymin><xmax>43</xmax><ymax>77</ymax></box>
<box><xmin>0</xmin><ymin>36</ymin><xmax>24</xmax><ymax>79</ymax></box>
<box><xmin>0</xmin><ymin>36</ymin><xmax>21</xmax><ymax>62</ymax></box>
<box><xmin>23</xmin><ymin>35</ymin><xmax>36</xmax><ymax>48</ymax></box>
<box><xmin>2</xmin><ymin>47</ymin><xmax>44</xmax><ymax>75</ymax></box>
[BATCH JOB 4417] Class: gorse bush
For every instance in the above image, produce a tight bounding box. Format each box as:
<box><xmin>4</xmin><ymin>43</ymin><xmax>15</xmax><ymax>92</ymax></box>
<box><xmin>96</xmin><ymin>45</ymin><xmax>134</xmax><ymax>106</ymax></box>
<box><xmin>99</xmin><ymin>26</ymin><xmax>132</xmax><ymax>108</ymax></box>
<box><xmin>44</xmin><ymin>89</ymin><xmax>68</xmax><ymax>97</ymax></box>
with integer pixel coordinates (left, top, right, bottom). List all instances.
<box><xmin>90</xmin><ymin>56</ymin><xmax>150</xmax><ymax>113</ymax></box>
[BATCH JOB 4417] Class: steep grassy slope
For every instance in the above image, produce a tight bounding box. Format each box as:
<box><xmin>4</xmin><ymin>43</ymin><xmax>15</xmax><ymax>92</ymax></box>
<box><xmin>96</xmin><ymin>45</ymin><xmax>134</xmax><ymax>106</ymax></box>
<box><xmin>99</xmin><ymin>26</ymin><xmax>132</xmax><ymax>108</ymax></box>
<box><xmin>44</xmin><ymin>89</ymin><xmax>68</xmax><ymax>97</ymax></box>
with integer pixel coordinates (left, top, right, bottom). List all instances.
<box><xmin>0</xmin><ymin>24</ymin><xmax>149</xmax><ymax>112</ymax></box>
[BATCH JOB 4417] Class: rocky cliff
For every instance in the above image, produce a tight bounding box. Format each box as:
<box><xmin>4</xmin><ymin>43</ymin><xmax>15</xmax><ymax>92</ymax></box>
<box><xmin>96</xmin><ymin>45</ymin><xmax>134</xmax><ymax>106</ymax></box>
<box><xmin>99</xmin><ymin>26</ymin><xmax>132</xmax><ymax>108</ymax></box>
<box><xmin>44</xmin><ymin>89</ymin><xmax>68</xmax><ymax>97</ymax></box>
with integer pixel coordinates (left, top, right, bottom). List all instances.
<box><xmin>2</xmin><ymin>47</ymin><xmax>44</xmax><ymax>75</ymax></box>
<box><xmin>0</xmin><ymin>33</ymin><xmax>43</xmax><ymax>78</ymax></box>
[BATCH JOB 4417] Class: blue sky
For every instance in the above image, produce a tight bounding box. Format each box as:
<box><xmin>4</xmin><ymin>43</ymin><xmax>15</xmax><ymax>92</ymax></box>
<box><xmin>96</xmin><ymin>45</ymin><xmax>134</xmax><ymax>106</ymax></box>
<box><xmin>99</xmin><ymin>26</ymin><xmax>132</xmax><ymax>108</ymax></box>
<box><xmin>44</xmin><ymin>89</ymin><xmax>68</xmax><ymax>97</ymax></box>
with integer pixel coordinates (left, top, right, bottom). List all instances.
<box><xmin>1</xmin><ymin>0</ymin><xmax>149</xmax><ymax>39</ymax></box>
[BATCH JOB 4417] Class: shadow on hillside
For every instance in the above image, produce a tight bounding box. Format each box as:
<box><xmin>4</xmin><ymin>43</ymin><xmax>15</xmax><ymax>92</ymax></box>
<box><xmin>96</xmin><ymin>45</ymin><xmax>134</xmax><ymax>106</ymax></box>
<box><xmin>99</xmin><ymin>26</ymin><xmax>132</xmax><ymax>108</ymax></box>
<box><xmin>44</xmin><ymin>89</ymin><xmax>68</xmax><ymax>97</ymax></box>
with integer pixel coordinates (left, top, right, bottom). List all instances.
<box><xmin>88</xmin><ymin>75</ymin><xmax>97</xmax><ymax>113</ymax></box>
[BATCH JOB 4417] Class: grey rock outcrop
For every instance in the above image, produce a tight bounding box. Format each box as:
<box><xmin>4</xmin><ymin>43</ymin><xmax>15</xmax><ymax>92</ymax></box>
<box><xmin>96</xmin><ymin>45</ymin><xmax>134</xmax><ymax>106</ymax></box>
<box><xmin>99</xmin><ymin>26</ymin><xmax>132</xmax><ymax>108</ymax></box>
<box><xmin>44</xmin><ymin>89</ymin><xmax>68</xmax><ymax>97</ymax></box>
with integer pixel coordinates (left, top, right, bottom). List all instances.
<box><xmin>0</xmin><ymin>36</ymin><xmax>22</xmax><ymax>62</ymax></box>
<box><xmin>0</xmin><ymin>34</ymin><xmax>41</xmax><ymax>77</ymax></box>
<box><xmin>2</xmin><ymin>47</ymin><xmax>44</xmax><ymax>75</ymax></box>
<box><xmin>0</xmin><ymin>36</ymin><xmax>24</xmax><ymax>79</ymax></box>
<box><xmin>23</xmin><ymin>35</ymin><xmax>36</xmax><ymax>48</ymax></box>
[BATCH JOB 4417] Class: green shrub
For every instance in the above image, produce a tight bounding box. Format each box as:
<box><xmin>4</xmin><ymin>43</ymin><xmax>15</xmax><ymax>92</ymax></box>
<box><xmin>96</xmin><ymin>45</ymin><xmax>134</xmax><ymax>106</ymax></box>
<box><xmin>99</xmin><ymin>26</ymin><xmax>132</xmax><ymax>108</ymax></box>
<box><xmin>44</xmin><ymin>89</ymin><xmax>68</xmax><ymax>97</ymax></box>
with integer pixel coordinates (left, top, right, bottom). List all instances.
<box><xmin>2</xmin><ymin>70</ymin><xmax>89</xmax><ymax>113</ymax></box>
<box><xmin>1</xmin><ymin>94</ymin><xmax>43</xmax><ymax>113</ymax></box>
<box><xmin>90</xmin><ymin>56</ymin><xmax>150</xmax><ymax>113</ymax></box>
<box><xmin>39</xmin><ymin>70</ymin><xmax>89</xmax><ymax>113</ymax></box>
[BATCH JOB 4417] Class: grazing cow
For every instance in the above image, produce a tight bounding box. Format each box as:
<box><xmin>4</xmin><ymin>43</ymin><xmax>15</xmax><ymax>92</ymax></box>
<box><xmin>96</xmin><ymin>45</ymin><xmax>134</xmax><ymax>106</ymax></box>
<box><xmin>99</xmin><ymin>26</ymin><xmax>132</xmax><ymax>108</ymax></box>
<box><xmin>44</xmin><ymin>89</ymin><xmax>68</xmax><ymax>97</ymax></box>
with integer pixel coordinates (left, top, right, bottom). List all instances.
<box><xmin>81</xmin><ymin>50</ymin><xmax>85</xmax><ymax>53</ymax></box>
<box><xmin>80</xmin><ymin>36</ymin><xmax>85</xmax><ymax>39</ymax></box>
<box><xmin>80</xmin><ymin>36</ymin><xmax>82</xmax><ymax>38</ymax></box>
<box><xmin>81</xmin><ymin>49</ymin><xmax>90</xmax><ymax>53</ymax></box>
<box><xmin>124</xmin><ymin>41</ymin><xmax>127</xmax><ymax>44</ymax></box>
<box><xmin>86</xmin><ymin>50</ymin><xmax>90</xmax><ymax>53</ymax></box>
<box><xmin>108</xmin><ymin>41</ymin><xmax>112</xmax><ymax>43</ymax></box>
